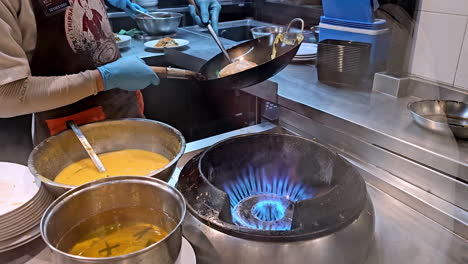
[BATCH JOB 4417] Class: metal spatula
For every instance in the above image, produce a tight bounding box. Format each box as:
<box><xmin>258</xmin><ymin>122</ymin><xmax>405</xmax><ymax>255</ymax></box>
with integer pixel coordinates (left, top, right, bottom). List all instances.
<box><xmin>187</xmin><ymin>0</ymin><xmax>233</xmax><ymax>63</ymax></box>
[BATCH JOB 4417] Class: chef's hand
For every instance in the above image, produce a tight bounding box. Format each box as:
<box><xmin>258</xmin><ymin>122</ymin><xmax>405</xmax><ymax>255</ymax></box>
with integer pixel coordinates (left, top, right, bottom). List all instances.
<box><xmin>189</xmin><ymin>0</ymin><xmax>222</xmax><ymax>34</ymax></box>
<box><xmin>107</xmin><ymin>0</ymin><xmax>148</xmax><ymax>18</ymax></box>
<box><xmin>97</xmin><ymin>56</ymin><xmax>160</xmax><ymax>91</ymax></box>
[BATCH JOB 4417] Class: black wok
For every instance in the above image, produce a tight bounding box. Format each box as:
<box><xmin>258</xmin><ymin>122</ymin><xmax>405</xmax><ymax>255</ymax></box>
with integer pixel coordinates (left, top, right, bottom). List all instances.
<box><xmin>197</xmin><ymin>32</ymin><xmax>303</xmax><ymax>91</ymax></box>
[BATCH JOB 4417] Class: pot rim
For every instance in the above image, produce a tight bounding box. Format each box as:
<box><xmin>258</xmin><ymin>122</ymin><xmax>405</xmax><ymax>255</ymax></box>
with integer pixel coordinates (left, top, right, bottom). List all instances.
<box><xmin>135</xmin><ymin>12</ymin><xmax>184</xmax><ymax>20</ymax></box>
<box><xmin>40</xmin><ymin>176</ymin><xmax>187</xmax><ymax>262</ymax></box>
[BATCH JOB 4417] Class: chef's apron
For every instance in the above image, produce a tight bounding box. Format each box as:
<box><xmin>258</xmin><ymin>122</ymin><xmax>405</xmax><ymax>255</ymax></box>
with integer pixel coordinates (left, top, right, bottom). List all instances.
<box><xmin>30</xmin><ymin>0</ymin><xmax>144</xmax><ymax>145</ymax></box>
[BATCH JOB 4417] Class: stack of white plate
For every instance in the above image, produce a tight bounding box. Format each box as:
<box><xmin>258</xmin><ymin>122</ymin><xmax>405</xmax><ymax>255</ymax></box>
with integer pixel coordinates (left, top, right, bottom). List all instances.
<box><xmin>0</xmin><ymin>162</ymin><xmax>53</xmax><ymax>252</ymax></box>
<box><xmin>293</xmin><ymin>42</ymin><xmax>317</xmax><ymax>62</ymax></box>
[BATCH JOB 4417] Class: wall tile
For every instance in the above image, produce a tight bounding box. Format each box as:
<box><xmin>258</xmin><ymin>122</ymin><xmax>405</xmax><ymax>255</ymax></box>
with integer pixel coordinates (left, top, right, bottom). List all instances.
<box><xmin>454</xmin><ymin>29</ymin><xmax>468</xmax><ymax>89</ymax></box>
<box><xmin>409</xmin><ymin>11</ymin><xmax>467</xmax><ymax>85</ymax></box>
<box><xmin>417</xmin><ymin>0</ymin><xmax>468</xmax><ymax>16</ymax></box>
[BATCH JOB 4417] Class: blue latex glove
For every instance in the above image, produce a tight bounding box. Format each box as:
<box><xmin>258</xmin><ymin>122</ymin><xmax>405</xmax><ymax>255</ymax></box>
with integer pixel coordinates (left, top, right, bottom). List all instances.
<box><xmin>189</xmin><ymin>0</ymin><xmax>221</xmax><ymax>34</ymax></box>
<box><xmin>97</xmin><ymin>56</ymin><xmax>159</xmax><ymax>91</ymax></box>
<box><xmin>107</xmin><ymin>0</ymin><xmax>148</xmax><ymax>18</ymax></box>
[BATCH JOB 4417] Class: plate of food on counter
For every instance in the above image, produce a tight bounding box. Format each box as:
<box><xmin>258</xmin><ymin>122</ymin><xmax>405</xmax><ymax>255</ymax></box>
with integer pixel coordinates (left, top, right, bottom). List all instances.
<box><xmin>144</xmin><ymin>37</ymin><xmax>189</xmax><ymax>50</ymax></box>
<box><xmin>115</xmin><ymin>34</ymin><xmax>131</xmax><ymax>49</ymax></box>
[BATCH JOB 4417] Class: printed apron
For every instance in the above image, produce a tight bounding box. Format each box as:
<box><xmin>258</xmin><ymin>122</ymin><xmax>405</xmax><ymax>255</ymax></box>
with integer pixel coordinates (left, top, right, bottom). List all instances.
<box><xmin>30</xmin><ymin>0</ymin><xmax>144</xmax><ymax>145</ymax></box>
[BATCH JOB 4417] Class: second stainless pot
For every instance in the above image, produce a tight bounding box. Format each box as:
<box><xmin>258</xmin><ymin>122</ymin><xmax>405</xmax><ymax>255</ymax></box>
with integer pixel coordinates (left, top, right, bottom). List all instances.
<box><xmin>41</xmin><ymin>176</ymin><xmax>186</xmax><ymax>264</ymax></box>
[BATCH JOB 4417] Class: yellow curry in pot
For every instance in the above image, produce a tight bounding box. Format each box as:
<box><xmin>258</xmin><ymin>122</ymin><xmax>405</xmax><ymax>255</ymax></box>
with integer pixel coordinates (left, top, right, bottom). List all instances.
<box><xmin>58</xmin><ymin>207</ymin><xmax>173</xmax><ymax>258</ymax></box>
<box><xmin>55</xmin><ymin>149</ymin><xmax>170</xmax><ymax>186</ymax></box>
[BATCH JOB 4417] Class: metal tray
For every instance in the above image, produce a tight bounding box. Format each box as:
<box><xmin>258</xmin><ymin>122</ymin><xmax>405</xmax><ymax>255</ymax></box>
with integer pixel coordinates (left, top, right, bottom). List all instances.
<box><xmin>408</xmin><ymin>100</ymin><xmax>468</xmax><ymax>138</ymax></box>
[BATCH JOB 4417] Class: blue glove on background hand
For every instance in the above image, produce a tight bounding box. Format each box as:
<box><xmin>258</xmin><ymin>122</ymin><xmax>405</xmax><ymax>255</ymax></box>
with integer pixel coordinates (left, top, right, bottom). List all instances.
<box><xmin>97</xmin><ymin>56</ymin><xmax>159</xmax><ymax>91</ymax></box>
<box><xmin>107</xmin><ymin>0</ymin><xmax>148</xmax><ymax>18</ymax></box>
<box><xmin>189</xmin><ymin>0</ymin><xmax>221</xmax><ymax>34</ymax></box>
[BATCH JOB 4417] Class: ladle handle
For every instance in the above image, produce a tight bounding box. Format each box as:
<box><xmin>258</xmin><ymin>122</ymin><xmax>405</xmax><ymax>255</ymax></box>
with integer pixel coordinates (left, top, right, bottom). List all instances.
<box><xmin>187</xmin><ymin>0</ymin><xmax>202</xmax><ymax>17</ymax></box>
<box><xmin>207</xmin><ymin>24</ymin><xmax>233</xmax><ymax>63</ymax></box>
<box><xmin>66</xmin><ymin>121</ymin><xmax>106</xmax><ymax>173</ymax></box>
<box><xmin>187</xmin><ymin>0</ymin><xmax>233</xmax><ymax>63</ymax></box>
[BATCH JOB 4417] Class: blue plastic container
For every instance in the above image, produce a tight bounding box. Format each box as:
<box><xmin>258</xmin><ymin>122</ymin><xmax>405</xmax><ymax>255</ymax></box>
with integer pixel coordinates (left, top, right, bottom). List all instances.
<box><xmin>319</xmin><ymin>17</ymin><xmax>390</xmax><ymax>73</ymax></box>
<box><xmin>322</xmin><ymin>0</ymin><xmax>374</xmax><ymax>23</ymax></box>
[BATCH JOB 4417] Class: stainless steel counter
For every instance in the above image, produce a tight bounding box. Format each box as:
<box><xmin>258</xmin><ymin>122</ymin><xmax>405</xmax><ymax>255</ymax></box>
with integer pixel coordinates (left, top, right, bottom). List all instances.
<box><xmin>119</xmin><ymin>27</ymin><xmax>237</xmax><ymax>60</ymax></box>
<box><xmin>273</xmin><ymin>63</ymin><xmax>468</xmax><ymax>184</ymax></box>
<box><xmin>1</xmin><ymin>123</ymin><xmax>467</xmax><ymax>263</ymax></box>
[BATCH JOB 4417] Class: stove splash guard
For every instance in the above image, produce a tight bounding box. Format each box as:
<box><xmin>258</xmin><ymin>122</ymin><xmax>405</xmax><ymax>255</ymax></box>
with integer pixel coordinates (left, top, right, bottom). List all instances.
<box><xmin>176</xmin><ymin>133</ymin><xmax>375</xmax><ymax>264</ymax></box>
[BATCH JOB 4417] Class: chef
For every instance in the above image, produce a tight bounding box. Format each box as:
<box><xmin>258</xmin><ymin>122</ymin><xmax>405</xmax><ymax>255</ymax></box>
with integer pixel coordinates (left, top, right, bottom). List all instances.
<box><xmin>0</xmin><ymin>0</ymin><xmax>221</xmax><ymax>145</ymax></box>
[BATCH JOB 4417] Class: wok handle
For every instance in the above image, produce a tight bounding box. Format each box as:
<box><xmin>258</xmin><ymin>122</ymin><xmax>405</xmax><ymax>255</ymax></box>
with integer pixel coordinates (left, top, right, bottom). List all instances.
<box><xmin>287</xmin><ymin>18</ymin><xmax>305</xmax><ymax>34</ymax></box>
<box><xmin>151</xmin><ymin>66</ymin><xmax>202</xmax><ymax>80</ymax></box>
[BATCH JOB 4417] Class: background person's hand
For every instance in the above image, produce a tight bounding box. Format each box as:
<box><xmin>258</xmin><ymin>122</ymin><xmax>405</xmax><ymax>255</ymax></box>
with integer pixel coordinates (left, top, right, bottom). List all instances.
<box><xmin>97</xmin><ymin>56</ymin><xmax>160</xmax><ymax>91</ymax></box>
<box><xmin>189</xmin><ymin>0</ymin><xmax>222</xmax><ymax>34</ymax></box>
<box><xmin>107</xmin><ymin>0</ymin><xmax>148</xmax><ymax>18</ymax></box>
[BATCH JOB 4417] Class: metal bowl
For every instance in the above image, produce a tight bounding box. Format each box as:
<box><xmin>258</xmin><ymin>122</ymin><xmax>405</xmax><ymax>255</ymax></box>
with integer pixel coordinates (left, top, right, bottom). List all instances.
<box><xmin>408</xmin><ymin>100</ymin><xmax>468</xmax><ymax>138</ymax></box>
<box><xmin>135</xmin><ymin>12</ymin><xmax>183</xmax><ymax>36</ymax></box>
<box><xmin>28</xmin><ymin>119</ymin><xmax>185</xmax><ymax>197</ymax></box>
<box><xmin>41</xmin><ymin>176</ymin><xmax>186</xmax><ymax>264</ymax></box>
<box><xmin>250</xmin><ymin>26</ymin><xmax>287</xmax><ymax>39</ymax></box>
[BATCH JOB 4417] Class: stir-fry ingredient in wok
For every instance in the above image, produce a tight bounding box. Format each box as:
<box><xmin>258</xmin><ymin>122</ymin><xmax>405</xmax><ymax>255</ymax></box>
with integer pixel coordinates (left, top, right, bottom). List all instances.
<box><xmin>218</xmin><ymin>59</ymin><xmax>258</xmax><ymax>78</ymax></box>
<box><xmin>271</xmin><ymin>33</ymin><xmax>304</xmax><ymax>59</ymax></box>
<box><xmin>59</xmin><ymin>208</ymin><xmax>172</xmax><ymax>258</ymax></box>
<box><xmin>155</xmin><ymin>37</ymin><xmax>179</xmax><ymax>48</ymax></box>
<box><xmin>54</xmin><ymin>149</ymin><xmax>169</xmax><ymax>186</ymax></box>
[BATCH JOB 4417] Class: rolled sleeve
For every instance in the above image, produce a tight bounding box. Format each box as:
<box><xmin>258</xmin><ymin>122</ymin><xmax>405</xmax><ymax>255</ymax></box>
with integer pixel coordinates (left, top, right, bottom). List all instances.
<box><xmin>0</xmin><ymin>0</ymin><xmax>36</xmax><ymax>85</ymax></box>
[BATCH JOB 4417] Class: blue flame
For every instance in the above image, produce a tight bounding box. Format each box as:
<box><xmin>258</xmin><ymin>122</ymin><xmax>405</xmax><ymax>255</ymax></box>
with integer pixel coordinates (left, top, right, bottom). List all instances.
<box><xmin>222</xmin><ymin>166</ymin><xmax>314</xmax><ymax>231</ymax></box>
<box><xmin>252</xmin><ymin>200</ymin><xmax>285</xmax><ymax>222</ymax></box>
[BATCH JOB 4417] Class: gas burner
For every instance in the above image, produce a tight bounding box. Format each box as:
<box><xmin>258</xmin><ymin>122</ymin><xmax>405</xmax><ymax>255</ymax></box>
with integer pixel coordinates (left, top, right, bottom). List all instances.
<box><xmin>234</xmin><ymin>194</ymin><xmax>294</xmax><ymax>231</ymax></box>
<box><xmin>176</xmin><ymin>133</ymin><xmax>375</xmax><ymax>264</ymax></box>
<box><xmin>223</xmin><ymin>166</ymin><xmax>314</xmax><ymax>231</ymax></box>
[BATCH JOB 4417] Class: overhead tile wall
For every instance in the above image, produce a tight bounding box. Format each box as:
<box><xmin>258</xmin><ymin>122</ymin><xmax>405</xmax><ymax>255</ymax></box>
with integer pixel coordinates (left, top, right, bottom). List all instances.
<box><xmin>409</xmin><ymin>0</ymin><xmax>468</xmax><ymax>89</ymax></box>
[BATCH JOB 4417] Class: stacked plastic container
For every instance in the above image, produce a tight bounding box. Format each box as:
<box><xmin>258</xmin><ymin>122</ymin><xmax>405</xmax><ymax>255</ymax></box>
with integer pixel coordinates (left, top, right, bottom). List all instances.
<box><xmin>317</xmin><ymin>0</ymin><xmax>390</xmax><ymax>87</ymax></box>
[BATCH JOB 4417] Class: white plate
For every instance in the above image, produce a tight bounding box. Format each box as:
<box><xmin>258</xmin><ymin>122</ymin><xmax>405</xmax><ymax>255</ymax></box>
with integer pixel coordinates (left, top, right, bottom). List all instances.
<box><xmin>0</xmin><ymin>191</ymin><xmax>52</xmax><ymax>241</ymax></box>
<box><xmin>0</xmin><ymin>186</ymin><xmax>46</xmax><ymax>224</ymax></box>
<box><xmin>116</xmin><ymin>35</ymin><xmax>131</xmax><ymax>49</ymax></box>
<box><xmin>0</xmin><ymin>162</ymin><xmax>40</xmax><ymax>216</ymax></box>
<box><xmin>296</xmin><ymin>43</ymin><xmax>317</xmax><ymax>56</ymax></box>
<box><xmin>144</xmin><ymin>39</ymin><xmax>190</xmax><ymax>50</ymax></box>
<box><xmin>175</xmin><ymin>237</ymin><xmax>196</xmax><ymax>264</ymax></box>
<box><xmin>0</xmin><ymin>225</ymin><xmax>41</xmax><ymax>253</ymax></box>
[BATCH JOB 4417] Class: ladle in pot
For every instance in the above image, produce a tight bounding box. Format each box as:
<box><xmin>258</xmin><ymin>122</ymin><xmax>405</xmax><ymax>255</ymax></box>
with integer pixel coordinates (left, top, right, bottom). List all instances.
<box><xmin>66</xmin><ymin>121</ymin><xmax>106</xmax><ymax>173</ymax></box>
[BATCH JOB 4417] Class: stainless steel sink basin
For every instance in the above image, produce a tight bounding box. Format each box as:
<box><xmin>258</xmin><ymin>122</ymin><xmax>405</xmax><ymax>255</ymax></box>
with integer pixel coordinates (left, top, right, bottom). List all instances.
<box><xmin>201</xmin><ymin>25</ymin><xmax>257</xmax><ymax>41</ymax></box>
<box><xmin>184</xmin><ymin>19</ymin><xmax>275</xmax><ymax>42</ymax></box>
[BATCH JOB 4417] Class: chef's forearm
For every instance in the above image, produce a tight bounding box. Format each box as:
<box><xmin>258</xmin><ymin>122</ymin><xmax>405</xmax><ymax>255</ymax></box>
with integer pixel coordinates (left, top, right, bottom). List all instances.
<box><xmin>0</xmin><ymin>70</ymin><xmax>101</xmax><ymax>118</ymax></box>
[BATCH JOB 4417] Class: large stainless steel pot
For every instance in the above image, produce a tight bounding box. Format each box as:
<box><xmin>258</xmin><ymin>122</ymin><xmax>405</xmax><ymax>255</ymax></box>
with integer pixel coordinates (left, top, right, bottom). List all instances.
<box><xmin>177</xmin><ymin>133</ymin><xmax>375</xmax><ymax>264</ymax></box>
<box><xmin>41</xmin><ymin>176</ymin><xmax>186</xmax><ymax>264</ymax></box>
<box><xmin>28</xmin><ymin>119</ymin><xmax>185</xmax><ymax>197</ymax></box>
